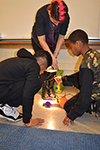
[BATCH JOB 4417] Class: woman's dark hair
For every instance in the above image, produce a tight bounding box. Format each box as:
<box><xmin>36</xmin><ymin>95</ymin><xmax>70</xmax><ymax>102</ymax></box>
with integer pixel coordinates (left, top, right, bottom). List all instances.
<box><xmin>50</xmin><ymin>0</ymin><xmax>68</xmax><ymax>22</ymax></box>
<box><xmin>68</xmin><ymin>29</ymin><xmax>88</xmax><ymax>44</ymax></box>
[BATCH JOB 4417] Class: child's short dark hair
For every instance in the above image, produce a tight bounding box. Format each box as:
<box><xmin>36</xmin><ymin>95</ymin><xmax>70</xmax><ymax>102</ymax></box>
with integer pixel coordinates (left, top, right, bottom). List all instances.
<box><xmin>68</xmin><ymin>29</ymin><xmax>88</xmax><ymax>44</ymax></box>
<box><xmin>34</xmin><ymin>50</ymin><xmax>52</xmax><ymax>67</ymax></box>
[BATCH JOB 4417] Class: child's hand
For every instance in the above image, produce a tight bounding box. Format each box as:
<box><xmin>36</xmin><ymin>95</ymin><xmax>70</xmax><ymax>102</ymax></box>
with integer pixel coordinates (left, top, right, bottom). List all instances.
<box><xmin>24</xmin><ymin>118</ymin><xmax>45</xmax><ymax>127</ymax></box>
<box><xmin>63</xmin><ymin>116</ymin><xmax>73</xmax><ymax>126</ymax></box>
<box><xmin>54</xmin><ymin>76</ymin><xmax>62</xmax><ymax>84</ymax></box>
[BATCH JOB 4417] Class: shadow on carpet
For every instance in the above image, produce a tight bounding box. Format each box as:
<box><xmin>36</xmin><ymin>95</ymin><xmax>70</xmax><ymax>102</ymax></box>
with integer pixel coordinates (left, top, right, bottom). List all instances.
<box><xmin>0</xmin><ymin>123</ymin><xmax>100</xmax><ymax>150</ymax></box>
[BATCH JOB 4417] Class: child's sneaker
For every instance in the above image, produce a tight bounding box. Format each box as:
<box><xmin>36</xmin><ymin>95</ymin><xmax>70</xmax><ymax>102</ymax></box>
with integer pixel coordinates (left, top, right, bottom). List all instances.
<box><xmin>0</xmin><ymin>104</ymin><xmax>22</xmax><ymax>122</ymax></box>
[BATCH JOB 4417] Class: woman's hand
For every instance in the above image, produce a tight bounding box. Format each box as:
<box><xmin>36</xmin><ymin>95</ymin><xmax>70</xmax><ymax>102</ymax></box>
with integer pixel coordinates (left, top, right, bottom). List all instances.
<box><xmin>38</xmin><ymin>35</ymin><xmax>58</xmax><ymax>69</ymax></box>
<box><xmin>24</xmin><ymin>118</ymin><xmax>45</xmax><ymax>127</ymax></box>
<box><xmin>52</xmin><ymin>54</ymin><xmax>58</xmax><ymax>69</ymax></box>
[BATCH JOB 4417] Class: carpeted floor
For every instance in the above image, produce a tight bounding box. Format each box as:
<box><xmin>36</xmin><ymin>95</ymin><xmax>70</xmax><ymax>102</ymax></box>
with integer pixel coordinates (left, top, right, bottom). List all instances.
<box><xmin>0</xmin><ymin>123</ymin><xmax>100</xmax><ymax>150</ymax></box>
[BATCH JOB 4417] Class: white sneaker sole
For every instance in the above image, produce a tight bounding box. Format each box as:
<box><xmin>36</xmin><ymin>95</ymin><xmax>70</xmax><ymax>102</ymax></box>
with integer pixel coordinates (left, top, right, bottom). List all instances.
<box><xmin>0</xmin><ymin>114</ymin><xmax>22</xmax><ymax>122</ymax></box>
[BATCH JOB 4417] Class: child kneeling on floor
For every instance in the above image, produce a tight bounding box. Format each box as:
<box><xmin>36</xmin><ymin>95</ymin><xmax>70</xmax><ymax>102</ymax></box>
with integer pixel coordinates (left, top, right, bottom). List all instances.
<box><xmin>55</xmin><ymin>29</ymin><xmax>100</xmax><ymax>126</ymax></box>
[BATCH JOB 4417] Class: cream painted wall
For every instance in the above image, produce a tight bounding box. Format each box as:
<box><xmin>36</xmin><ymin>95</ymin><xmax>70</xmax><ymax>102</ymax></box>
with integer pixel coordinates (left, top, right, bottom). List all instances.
<box><xmin>66</xmin><ymin>0</ymin><xmax>100</xmax><ymax>39</ymax></box>
<box><xmin>0</xmin><ymin>48</ymin><xmax>33</xmax><ymax>61</ymax></box>
<box><xmin>0</xmin><ymin>0</ymin><xmax>100</xmax><ymax>75</ymax></box>
<box><xmin>0</xmin><ymin>0</ymin><xmax>100</xmax><ymax>39</ymax></box>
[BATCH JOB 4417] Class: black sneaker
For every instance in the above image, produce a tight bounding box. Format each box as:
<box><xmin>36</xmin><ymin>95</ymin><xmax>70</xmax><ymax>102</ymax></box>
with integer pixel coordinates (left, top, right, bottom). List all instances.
<box><xmin>0</xmin><ymin>104</ymin><xmax>22</xmax><ymax>122</ymax></box>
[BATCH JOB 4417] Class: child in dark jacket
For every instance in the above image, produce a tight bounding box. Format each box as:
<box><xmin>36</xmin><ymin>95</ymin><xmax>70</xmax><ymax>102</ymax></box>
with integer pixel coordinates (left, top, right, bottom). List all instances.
<box><xmin>0</xmin><ymin>48</ymin><xmax>52</xmax><ymax>127</ymax></box>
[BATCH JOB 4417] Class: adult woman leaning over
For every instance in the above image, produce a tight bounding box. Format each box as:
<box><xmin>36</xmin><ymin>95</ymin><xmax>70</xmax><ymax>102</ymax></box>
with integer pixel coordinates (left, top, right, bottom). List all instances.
<box><xmin>31</xmin><ymin>0</ymin><xmax>70</xmax><ymax>69</ymax></box>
